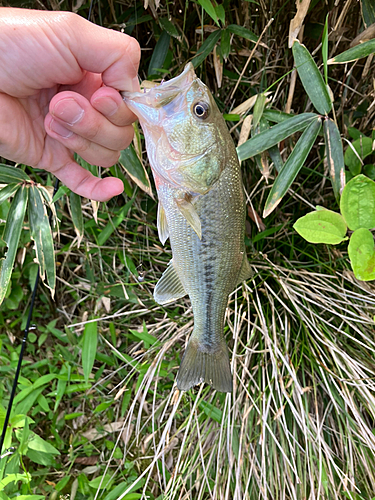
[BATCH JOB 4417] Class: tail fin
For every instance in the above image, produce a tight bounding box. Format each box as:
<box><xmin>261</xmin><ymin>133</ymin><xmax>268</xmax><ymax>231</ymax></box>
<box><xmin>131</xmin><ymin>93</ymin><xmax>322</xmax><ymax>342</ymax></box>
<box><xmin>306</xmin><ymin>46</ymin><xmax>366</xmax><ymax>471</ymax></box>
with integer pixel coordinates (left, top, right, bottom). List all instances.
<box><xmin>176</xmin><ymin>338</ymin><xmax>232</xmax><ymax>393</ymax></box>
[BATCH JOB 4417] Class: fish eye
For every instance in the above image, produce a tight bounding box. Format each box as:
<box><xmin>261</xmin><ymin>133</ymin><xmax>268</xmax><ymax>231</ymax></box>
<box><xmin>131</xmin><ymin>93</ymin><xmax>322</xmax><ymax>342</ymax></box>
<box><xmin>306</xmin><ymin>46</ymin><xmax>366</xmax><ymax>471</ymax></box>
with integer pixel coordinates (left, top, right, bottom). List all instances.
<box><xmin>193</xmin><ymin>102</ymin><xmax>210</xmax><ymax>119</ymax></box>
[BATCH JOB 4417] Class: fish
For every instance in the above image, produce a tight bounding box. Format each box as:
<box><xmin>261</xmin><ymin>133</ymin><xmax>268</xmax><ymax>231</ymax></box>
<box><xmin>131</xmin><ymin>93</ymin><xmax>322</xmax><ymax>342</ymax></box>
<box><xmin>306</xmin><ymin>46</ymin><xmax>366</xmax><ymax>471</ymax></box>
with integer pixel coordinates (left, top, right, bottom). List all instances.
<box><xmin>122</xmin><ymin>63</ymin><xmax>251</xmax><ymax>393</ymax></box>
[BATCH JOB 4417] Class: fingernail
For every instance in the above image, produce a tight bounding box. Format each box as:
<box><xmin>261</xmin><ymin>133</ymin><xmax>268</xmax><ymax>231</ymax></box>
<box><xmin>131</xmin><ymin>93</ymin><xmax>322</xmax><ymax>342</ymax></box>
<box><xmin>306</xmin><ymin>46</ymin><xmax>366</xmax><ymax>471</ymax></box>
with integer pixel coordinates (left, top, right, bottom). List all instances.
<box><xmin>52</xmin><ymin>99</ymin><xmax>84</xmax><ymax>125</ymax></box>
<box><xmin>50</xmin><ymin>119</ymin><xmax>73</xmax><ymax>138</ymax></box>
<box><xmin>93</xmin><ymin>97</ymin><xmax>118</xmax><ymax>116</ymax></box>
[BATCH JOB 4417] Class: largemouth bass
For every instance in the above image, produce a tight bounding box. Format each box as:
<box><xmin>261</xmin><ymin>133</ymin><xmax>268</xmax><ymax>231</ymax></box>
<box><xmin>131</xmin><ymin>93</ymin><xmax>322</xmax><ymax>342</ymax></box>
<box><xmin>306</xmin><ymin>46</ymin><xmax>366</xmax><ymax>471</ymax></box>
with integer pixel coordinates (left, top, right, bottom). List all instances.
<box><xmin>122</xmin><ymin>63</ymin><xmax>251</xmax><ymax>393</ymax></box>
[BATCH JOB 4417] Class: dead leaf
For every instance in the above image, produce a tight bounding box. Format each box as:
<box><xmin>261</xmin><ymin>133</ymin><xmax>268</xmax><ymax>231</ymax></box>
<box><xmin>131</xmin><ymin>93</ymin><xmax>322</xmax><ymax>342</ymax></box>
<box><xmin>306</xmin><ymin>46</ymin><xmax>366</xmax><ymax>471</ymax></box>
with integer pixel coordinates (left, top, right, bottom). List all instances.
<box><xmin>232</xmin><ymin>92</ymin><xmax>272</xmax><ymax>116</ymax></box>
<box><xmin>213</xmin><ymin>46</ymin><xmax>223</xmax><ymax>88</ymax></box>
<box><xmin>238</xmin><ymin>115</ymin><xmax>253</xmax><ymax>147</ymax></box>
<box><xmin>289</xmin><ymin>0</ymin><xmax>311</xmax><ymax>48</ymax></box>
<box><xmin>350</xmin><ymin>23</ymin><xmax>375</xmax><ymax>47</ymax></box>
<box><xmin>75</xmin><ymin>456</ymin><xmax>100</xmax><ymax>465</ymax></box>
<box><xmin>248</xmin><ymin>206</ymin><xmax>266</xmax><ymax>231</ymax></box>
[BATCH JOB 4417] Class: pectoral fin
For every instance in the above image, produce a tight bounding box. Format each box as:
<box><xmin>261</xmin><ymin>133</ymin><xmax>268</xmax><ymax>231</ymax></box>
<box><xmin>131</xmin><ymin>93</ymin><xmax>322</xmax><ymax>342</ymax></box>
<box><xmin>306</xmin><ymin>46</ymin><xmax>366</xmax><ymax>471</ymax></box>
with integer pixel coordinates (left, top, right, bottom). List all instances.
<box><xmin>157</xmin><ymin>203</ymin><xmax>169</xmax><ymax>245</ymax></box>
<box><xmin>236</xmin><ymin>254</ymin><xmax>253</xmax><ymax>285</ymax></box>
<box><xmin>154</xmin><ymin>260</ymin><xmax>187</xmax><ymax>305</ymax></box>
<box><xmin>175</xmin><ymin>197</ymin><xmax>202</xmax><ymax>239</ymax></box>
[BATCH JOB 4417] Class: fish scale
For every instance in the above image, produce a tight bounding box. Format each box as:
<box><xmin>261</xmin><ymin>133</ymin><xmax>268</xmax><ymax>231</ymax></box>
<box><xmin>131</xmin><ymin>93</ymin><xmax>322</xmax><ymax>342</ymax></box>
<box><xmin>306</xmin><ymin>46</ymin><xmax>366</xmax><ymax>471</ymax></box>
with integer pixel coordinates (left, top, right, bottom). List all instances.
<box><xmin>123</xmin><ymin>63</ymin><xmax>252</xmax><ymax>392</ymax></box>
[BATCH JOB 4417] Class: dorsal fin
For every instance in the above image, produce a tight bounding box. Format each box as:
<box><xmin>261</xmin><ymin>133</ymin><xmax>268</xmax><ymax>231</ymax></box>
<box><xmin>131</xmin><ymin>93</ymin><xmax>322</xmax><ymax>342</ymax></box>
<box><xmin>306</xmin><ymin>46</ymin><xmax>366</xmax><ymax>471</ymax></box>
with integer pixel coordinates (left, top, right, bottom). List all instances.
<box><xmin>157</xmin><ymin>203</ymin><xmax>169</xmax><ymax>245</ymax></box>
<box><xmin>154</xmin><ymin>260</ymin><xmax>187</xmax><ymax>305</ymax></box>
<box><xmin>175</xmin><ymin>197</ymin><xmax>202</xmax><ymax>239</ymax></box>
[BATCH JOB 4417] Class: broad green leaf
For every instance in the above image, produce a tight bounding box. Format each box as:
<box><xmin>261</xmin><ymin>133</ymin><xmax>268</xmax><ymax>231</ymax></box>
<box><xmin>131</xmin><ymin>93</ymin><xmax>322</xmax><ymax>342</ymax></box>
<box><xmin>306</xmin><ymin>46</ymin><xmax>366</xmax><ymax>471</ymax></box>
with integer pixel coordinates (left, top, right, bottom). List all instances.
<box><xmin>344</xmin><ymin>136</ymin><xmax>373</xmax><ymax>175</ymax></box>
<box><xmin>348</xmin><ymin>228</ymin><xmax>375</xmax><ymax>281</ymax></box>
<box><xmin>0</xmin><ymin>164</ymin><xmax>30</xmax><ymax>183</ymax></box>
<box><xmin>215</xmin><ymin>4</ymin><xmax>225</xmax><ymax>25</ymax></box>
<box><xmin>192</xmin><ymin>29</ymin><xmax>222</xmax><ymax>68</ymax></box>
<box><xmin>89</xmin><ymin>473</ymin><xmax>113</xmax><ymax>489</ymax></box>
<box><xmin>0</xmin><ymin>183</ymin><xmax>21</xmax><ymax>205</ymax></box>
<box><xmin>237</xmin><ymin>113</ymin><xmax>317</xmax><ymax>161</ymax></box>
<box><xmin>293</xmin><ymin>209</ymin><xmax>347</xmax><ymax>244</ymax></box>
<box><xmin>0</xmin><ymin>185</ymin><xmax>28</xmax><ymax>306</ymax></box>
<box><xmin>323</xmin><ymin>118</ymin><xmax>345</xmax><ymax>201</ymax></box>
<box><xmin>328</xmin><ymin>38</ymin><xmax>375</xmax><ymax>64</ymax></box>
<box><xmin>197</xmin><ymin>0</ymin><xmax>218</xmax><ymax>25</ymax></box>
<box><xmin>119</xmin><ymin>144</ymin><xmax>153</xmax><ymax>198</ymax></box>
<box><xmin>292</xmin><ymin>40</ymin><xmax>332</xmax><ymax>115</ymax></box>
<box><xmin>25</xmin><ymin>431</ymin><xmax>60</xmax><ymax>455</ymax></box>
<box><xmin>340</xmin><ymin>174</ymin><xmax>375</xmax><ymax>230</ymax></box>
<box><xmin>227</xmin><ymin>24</ymin><xmax>259</xmax><ymax>44</ymax></box>
<box><xmin>29</xmin><ymin>185</ymin><xmax>56</xmax><ymax>295</ymax></box>
<box><xmin>263</xmin><ymin>117</ymin><xmax>322</xmax><ymax>217</ymax></box>
<box><xmin>0</xmin><ymin>473</ymin><xmax>31</xmax><ymax>489</ymax></box>
<box><xmin>82</xmin><ymin>320</ymin><xmax>98</xmax><ymax>383</ymax></box>
<box><xmin>220</xmin><ymin>28</ymin><xmax>231</xmax><ymax>60</ymax></box>
<box><xmin>13</xmin><ymin>496</ymin><xmax>45</xmax><ymax>500</ymax></box>
<box><xmin>103</xmin><ymin>483</ymin><xmax>142</xmax><ymax>500</ymax></box>
<box><xmin>97</xmin><ymin>197</ymin><xmax>134</xmax><ymax>246</ymax></box>
<box><xmin>148</xmin><ymin>30</ymin><xmax>170</xmax><ymax>76</ymax></box>
<box><xmin>69</xmin><ymin>191</ymin><xmax>84</xmax><ymax>244</ymax></box>
<box><xmin>159</xmin><ymin>18</ymin><xmax>180</xmax><ymax>39</ymax></box>
<box><xmin>362</xmin><ymin>0</ymin><xmax>375</xmax><ymax>27</ymax></box>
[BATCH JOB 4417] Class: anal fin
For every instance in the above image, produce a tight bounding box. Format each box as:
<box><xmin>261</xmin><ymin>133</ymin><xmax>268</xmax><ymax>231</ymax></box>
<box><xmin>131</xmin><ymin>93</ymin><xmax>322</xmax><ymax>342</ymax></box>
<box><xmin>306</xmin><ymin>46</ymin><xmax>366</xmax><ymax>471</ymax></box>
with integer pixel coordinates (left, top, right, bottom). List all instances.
<box><xmin>236</xmin><ymin>253</ymin><xmax>253</xmax><ymax>285</ymax></box>
<box><xmin>176</xmin><ymin>338</ymin><xmax>232</xmax><ymax>393</ymax></box>
<box><xmin>157</xmin><ymin>203</ymin><xmax>169</xmax><ymax>245</ymax></box>
<box><xmin>175</xmin><ymin>197</ymin><xmax>202</xmax><ymax>239</ymax></box>
<box><xmin>154</xmin><ymin>260</ymin><xmax>187</xmax><ymax>305</ymax></box>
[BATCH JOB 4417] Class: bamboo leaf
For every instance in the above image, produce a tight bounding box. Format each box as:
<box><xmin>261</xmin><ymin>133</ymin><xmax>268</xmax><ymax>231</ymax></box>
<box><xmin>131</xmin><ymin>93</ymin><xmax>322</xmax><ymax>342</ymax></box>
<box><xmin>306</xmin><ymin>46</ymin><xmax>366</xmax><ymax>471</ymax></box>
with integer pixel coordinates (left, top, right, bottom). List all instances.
<box><xmin>237</xmin><ymin>113</ymin><xmax>317</xmax><ymax>161</ymax></box>
<box><xmin>0</xmin><ymin>164</ymin><xmax>30</xmax><ymax>183</ymax></box>
<box><xmin>159</xmin><ymin>18</ymin><xmax>180</xmax><ymax>39</ymax></box>
<box><xmin>82</xmin><ymin>320</ymin><xmax>98</xmax><ymax>383</ymax></box>
<box><xmin>0</xmin><ymin>183</ymin><xmax>21</xmax><ymax>205</ymax></box>
<box><xmin>323</xmin><ymin>118</ymin><xmax>345</xmax><ymax>201</ymax></box>
<box><xmin>29</xmin><ymin>185</ymin><xmax>56</xmax><ymax>296</ymax></box>
<box><xmin>361</xmin><ymin>0</ymin><xmax>375</xmax><ymax>28</ymax></box>
<box><xmin>69</xmin><ymin>191</ymin><xmax>84</xmax><ymax>247</ymax></box>
<box><xmin>227</xmin><ymin>24</ymin><xmax>259</xmax><ymax>44</ymax></box>
<box><xmin>197</xmin><ymin>0</ymin><xmax>219</xmax><ymax>25</ymax></box>
<box><xmin>262</xmin><ymin>109</ymin><xmax>294</xmax><ymax>123</ymax></box>
<box><xmin>148</xmin><ymin>31</ymin><xmax>171</xmax><ymax>76</ymax></box>
<box><xmin>263</xmin><ymin>116</ymin><xmax>322</xmax><ymax>217</ymax></box>
<box><xmin>322</xmin><ymin>14</ymin><xmax>329</xmax><ymax>84</ymax></box>
<box><xmin>328</xmin><ymin>38</ymin><xmax>375</xmax><ymax>64</ymax></box>
<box><xmin>220</xmin><ymin>28</ymin><xmax>231</xmax><ymax>60</ymax></box>
<box><xmin>252</xmin><ymin>93</ymin><xmax>267</xmax><ymax>130</ymax></box>
<box><xmin>192</xmin><ymin>29</ymin><xmax>222</xmax><ymax>68</ymax></box>
<box><xmin>0</xmin><ymin>185</ymin><xmax>28</xmax><ymax>306</ymax></box>
<box><xmin>292</xmin><ymin>40</ymin><xmax>332</xmax><ymax>115</ymax></box>
<box><xmin>119</xmin><ymin>144</ymin><xmax>153</xmax><ymax>199</ymax></box>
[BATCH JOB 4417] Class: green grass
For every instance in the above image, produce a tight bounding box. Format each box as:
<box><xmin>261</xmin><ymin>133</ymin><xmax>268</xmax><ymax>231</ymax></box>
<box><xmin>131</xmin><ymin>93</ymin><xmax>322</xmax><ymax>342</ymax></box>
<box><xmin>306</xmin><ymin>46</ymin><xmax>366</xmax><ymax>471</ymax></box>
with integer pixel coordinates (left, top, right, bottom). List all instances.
<box><xmin>1</xmin><ymin>0</ymin><xmax>375</xmax><ymax>499</ymax></box>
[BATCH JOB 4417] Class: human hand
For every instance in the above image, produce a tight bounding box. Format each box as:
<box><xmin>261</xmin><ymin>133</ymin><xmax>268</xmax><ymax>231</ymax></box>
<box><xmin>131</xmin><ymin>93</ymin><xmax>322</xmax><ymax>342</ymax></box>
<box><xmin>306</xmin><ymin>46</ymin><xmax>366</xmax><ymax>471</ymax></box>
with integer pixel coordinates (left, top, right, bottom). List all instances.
<box><xmin>0</xmin><ymin>8</ymin><xmax>141</xmax><ymax>201</ymax></box>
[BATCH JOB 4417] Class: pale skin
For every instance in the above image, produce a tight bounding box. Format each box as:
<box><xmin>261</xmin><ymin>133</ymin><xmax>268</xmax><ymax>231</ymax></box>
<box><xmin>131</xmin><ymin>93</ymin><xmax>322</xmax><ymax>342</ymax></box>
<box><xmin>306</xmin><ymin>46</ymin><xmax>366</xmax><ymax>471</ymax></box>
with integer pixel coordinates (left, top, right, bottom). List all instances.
<box><xmin>0</xmin><ymin>8</ymin><xmax>141</xmax><ymax>201</ymax></box>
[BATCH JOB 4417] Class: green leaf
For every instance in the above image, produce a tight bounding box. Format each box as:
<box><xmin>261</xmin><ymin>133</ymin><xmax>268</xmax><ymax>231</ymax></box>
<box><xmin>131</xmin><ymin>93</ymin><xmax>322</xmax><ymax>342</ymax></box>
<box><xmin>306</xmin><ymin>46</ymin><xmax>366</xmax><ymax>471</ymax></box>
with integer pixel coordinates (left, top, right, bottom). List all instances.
<box><xmin>268</xmin><ymin>145</ymin><xmax>283</xmax><ymax>173</ymax></box>
<box><xmin>13</xmin><ymin>496</ymin><xmax>45</xmax><ymax>500</ymax></box>
<box><xmin>0</xmin><ymin>473</ymin><xmax>31</xmax><ymax>490</ymax></box>
<box><xmin>82</xmin><ymin>320</ymin><xmax>98</xmax><ymax>383</ymax></box>
<box><xmin>263</xmin><ymin>116</ymin><xmax>322</xmax><ymax>217</ymax></box>
<box><xmin>227</xmin><ymin>24</ymin><xmax>259</xmax><ymax>44</ymax></box>
<box><xmin>0</xmin><ymin>183</ymin><xmax>21</xmax><ymax>205</ymax></box>
<box><xmin>237</xmin><ymin>113</ymin><xmax>317</xmax><ymax>161</ymax></box>
<box><xmin>29</xmin><ymin>185</ymin><xmax>56</xmax><ymax>295</ymax></box>
<box><xmin>262</xmin><ymin>109</ymin><xmax>294</xmax><ymax>123</ymax></box>
<box><xmin>0</xmin><ymin>164</ymin><xmax>30</xmax><ymax>183</ymax></box>
<box><xmin>294</xmin><ymin>209</ymin><xmax>347</xmax><ymax>244</ymax></box>
<box><xmin>220</xmin><ymin>28</ymin><xmax>231</xmax><ymax>60</ymax></box>
<box><xmin>292</xmin><ymin>39</ymin><xmax>332</xmax><ymax>115</ymax></box>
<box><xmin>119</xmin><ymin>144</ymin><xmax>153</xmax><ymax>198</ymax></box>
<box><xmin>89</xmin><ymin>474</ymin><xmax>113</xmax><ymax>489</ymax></box>
<box><xmin>362</xmin><ymin>0</ymin><xmax>375</xmax><ymax>27</ymax></box>
<box><xmin>159</xmin><ymin>18</ymin><xmax>180</xmax><ymax>39</ymax></box>
<box><xmin>148</xmin><ymin>30</ymin><xmax>170</xmax><ymax>76</ymax></box>
<box><xmin>0</xmin><ymin>185</ymin><xmax>28</xmax><ymax>306</ymax></box>
<box><xmin>26</xmin><ymin>431</ymin><xmax>60</xmax><ymax>455</ymax></box>
<box><xmin>103</xmin><ymin>484</ymin><xmax>142</xmax><ymax>500</ymax></box>
<box><xmin>197</xmin><ymin>0</ymin><xmax>218</xmax><ymax>25</ymax></box>
<box><xmin>344</xmin><ymin>136</ymin><xmax>373</xmax><ymax>175</ymax></box>
<box><xmin>97</xmin><ymin>197</ymin><xmax>134</xmax><ymax>246</ymax></box>
<box><xmin>253</xmin><ymin>93</ymin><xmax>267</xmax><ymax>130</ymax></box>
<box><xmin>215</xmin><ymin>4</ymin><xmax>225</xmax><ymax>25</ymax></box>
<box><xmin>328</xmin><ymin>39</ymin><xmax>375</xmax><ymax>64</ymax></box>
<box><xmin>348</xmin><ymin>228</ymin><xmax>375</xmax><ymax>281</ymax></box>
<box><xmin>192</xmin><ymin>29</ymin><xmax>222</xmax><ymax>68</ymax></box>
<box><xmin>69</xmin><ymin>191</ymin><xmax>84</xmax><ymax>243</ymax></box>
<box><xmin>323</xmin><ymin>118</ymin><xmax>345</xmax><ymax>201</ymax></box>
<box><xmin>322</xmin><ymin>14</ymin><xmax>329</xmax><ymax>84</ymax></box>
<box><xmin>340</xmin><ymin>174</ymin><xmax>375</xmax><ymax>230</ymax></box>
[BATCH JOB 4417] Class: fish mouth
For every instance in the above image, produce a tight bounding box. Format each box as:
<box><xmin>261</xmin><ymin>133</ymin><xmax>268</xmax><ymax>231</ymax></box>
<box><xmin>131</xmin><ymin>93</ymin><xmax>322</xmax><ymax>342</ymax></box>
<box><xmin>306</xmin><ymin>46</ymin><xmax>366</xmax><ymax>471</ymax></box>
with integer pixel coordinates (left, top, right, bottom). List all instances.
<box><xmin>122</xmin><ymin>62</ymin><xmax>196</xmax><ymax>121</ymax></box>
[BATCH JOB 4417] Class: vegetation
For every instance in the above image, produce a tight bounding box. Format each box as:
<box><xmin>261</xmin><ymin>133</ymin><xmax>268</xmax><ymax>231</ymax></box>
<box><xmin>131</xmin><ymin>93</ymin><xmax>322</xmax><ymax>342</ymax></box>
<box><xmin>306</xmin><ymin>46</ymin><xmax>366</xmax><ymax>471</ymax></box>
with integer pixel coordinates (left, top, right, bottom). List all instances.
<box><xmin>1</xmin><ymin>0</ymin><xmax>375</xmax><ymax>499</ymax></box>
